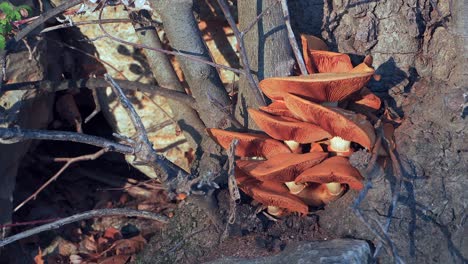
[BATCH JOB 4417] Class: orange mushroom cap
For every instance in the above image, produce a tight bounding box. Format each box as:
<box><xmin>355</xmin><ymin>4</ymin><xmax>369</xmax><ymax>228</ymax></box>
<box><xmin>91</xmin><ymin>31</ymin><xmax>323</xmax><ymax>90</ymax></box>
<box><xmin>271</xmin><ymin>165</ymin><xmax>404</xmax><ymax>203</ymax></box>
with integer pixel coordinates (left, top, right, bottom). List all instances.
<box><xmin>295</xmin><ymin>156</ymin><xmax>364</xmax><ymax>190</ymax></box>
<box><xmin>301</xmin><ymin>34</ymin><xmax>329</xmax><ymax>74</ymax></box>
<box><xmin>236</xmin><ymin>152</ymin><xmax>328</xmax><ymax>182</ymax></box>
<box><xmin>351</xmin><ymin>87</ymin><xmax>381</xmax><ymax>111</ymax></box>
<box><xmin>259</xmin><ymin>100</ymin><xmax>298</xmax><ymax>119</ymax></box>
<box><xmin>259</xmin><ymin>72</ymin><xmax>373</xmax><ymax>102</ymax></box>
<box><xmin>307</xmin><ymin>50</ymin><xmax>354</xmax><ymax>73</ymax></box>
<box><xmin>207</xmin><ymin>128</ymin><xmax>291</xmax><ymax>158</ymax></box>
<box><xmin>236</xmin><ymin>167</ymin><xmax>309</xmax><ymax>215</ymax></box>
<box><xmin>284</xmin><ymin>93</ymin><xmax>376</xmax><ymax>150</ymax></box>
<box><xmin>248</xmin><ymin>108</ymin><xmax>331</xmax><ymax>143</ymax></box>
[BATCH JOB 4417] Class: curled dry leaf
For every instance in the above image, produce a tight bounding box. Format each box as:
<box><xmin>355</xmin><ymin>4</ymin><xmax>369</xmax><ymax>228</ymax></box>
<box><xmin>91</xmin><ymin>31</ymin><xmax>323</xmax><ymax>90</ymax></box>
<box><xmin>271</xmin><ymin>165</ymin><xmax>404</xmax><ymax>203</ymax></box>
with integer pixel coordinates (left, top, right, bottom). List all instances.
<box><xmin>34</xmin><ymin>248</ymin><xmax>44</xmax><ymax>264</ymax></box>
<box><xmin>99</xmin><ymin>254</ymin><xmax>131</xmax><ymax>264</ymax></box>
<box><xmin>113</xmin><ymin>235</ymin><xmax>146</xmax><ymax>255</ymax></box>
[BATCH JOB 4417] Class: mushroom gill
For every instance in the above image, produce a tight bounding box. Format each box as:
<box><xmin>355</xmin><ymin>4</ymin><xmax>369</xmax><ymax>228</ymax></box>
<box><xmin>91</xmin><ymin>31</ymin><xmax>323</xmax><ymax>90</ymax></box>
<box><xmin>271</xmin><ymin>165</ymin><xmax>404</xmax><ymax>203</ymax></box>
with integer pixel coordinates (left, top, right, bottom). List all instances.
<box><xmin>236</xmin><ymin>167</ymin><xmax>309</xmax><ymax>215</ymax></box>
<box><xmin>283</xmin><ymin>93</ymin><xmax>376</xmax><ymax>151</ymax></box>
<box><xmin>236</xmin><ymin>152</ymin><xmax>328</xmax><ymax>182</ymax></box>
<box><xmin>248</xmin><ymin>108</ymin><xmax>331</xmax><ymax>144</ymax></box>
<box><xmin>295</xmin><ymin>156</ymin><xmax>365</xmax><ymax>191</ymax></box>
<box><xmin>206</xmin><ymin>128</ymin><xmax>291</xmax><ymax>159</ymax></box>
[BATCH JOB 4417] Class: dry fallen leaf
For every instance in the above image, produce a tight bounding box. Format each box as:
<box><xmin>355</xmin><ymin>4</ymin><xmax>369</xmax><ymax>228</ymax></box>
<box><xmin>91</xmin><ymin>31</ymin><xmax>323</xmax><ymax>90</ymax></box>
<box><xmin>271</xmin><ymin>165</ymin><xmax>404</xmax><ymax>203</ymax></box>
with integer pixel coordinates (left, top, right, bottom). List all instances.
<box><xmin>34</xmin><ymin>248</ymin><xmax>44</xmax><ymax>264</ymax></box>
<box><xmin>113</xmin><ymin>235</ymin><xmax>146</xmax><ymax>255</ymax></box>
<box><xmin>103</xmin><ymin>227</ymin><xmax>122</xmax><ymax>241</ymax></box>
<box><xmin>99</xmin><ymin>254</ymin><xmax>131</xmax><ymax>264</ymax></box>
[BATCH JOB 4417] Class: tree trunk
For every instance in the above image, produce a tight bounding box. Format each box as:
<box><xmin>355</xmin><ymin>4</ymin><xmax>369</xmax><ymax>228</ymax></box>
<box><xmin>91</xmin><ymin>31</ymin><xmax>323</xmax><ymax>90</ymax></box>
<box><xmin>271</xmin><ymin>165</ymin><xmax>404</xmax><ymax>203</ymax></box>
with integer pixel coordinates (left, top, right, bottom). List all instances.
<box><xmin>236</xmin><ymin>0</ymin><xmax>295</xmax><ymax>129</ymax></box>
<box><xmin>289</xmin><ymin>1</ymin><xmax>467</xmax><ymax>263</ymax></box>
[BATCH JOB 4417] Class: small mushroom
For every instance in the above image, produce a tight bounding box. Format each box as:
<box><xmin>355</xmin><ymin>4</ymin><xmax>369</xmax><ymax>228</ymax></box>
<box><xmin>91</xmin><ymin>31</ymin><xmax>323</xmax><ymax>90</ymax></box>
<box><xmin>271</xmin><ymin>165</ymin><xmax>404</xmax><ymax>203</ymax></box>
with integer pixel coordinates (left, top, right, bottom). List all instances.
<box><xmin>295</xmin><ymin>156</ymin><xmax>364</xmax><ymax>191</ymax></box>
<box><xmin>248</xmin><ymin>108</ymin><xmax>331</xmax><ymax>144</ymax></box>
<box><xmin>236</xmin><ymin>152</ymin><xmax>328</xmax><ymax>182</ymax></box>
<box><xmin>236</xmin><ymin>167</ymin><xmax>309</xmax><ymax>215</ymax></box>
<box><xmin>306</xmin><ymin>50</ymin><xmax>354</xmax><ymax>73</ymax></box>
<box><xmin>349</xmin><ymin>87</ymin><xmax>381</xmax><ymax>111</ymax></box>
<box><xmin>207</xmin><ymin>128</ymin><xmax>291</xmax><ymax>158</ymax></box>
<box><xmin>294</xmin><ymin>183</ymin><xmax>343</xmax><ymax>207</ymax></box>
<box><xmin>284</xmin><ymin>93</ymin><xmax>376</xmax><ymax>154</ymax></box>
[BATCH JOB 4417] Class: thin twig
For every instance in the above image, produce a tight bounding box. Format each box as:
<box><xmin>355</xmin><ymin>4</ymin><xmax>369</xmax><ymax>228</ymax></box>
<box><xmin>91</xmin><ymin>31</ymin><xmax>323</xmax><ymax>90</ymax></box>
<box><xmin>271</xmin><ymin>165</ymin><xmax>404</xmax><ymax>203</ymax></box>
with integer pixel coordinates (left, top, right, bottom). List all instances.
<box><xmin>45</xmin><ymin>37</ymin><xmax>128</xmax><ymax>80</ymax></box>
<box><xmin>14</xmin><ymin>149</ymin><xmax>108</xmax><ymax>212</ymax></box>
<box><xmin>1</xmin><ymin>78</ymin><xmax>195</xmax><ymax>107</ymax></box>
<box><xmin>373</xmin><ymin>126</ymin><xmax>403</xmax><ymax>259</ymax></box>
<box><xmin>104</xmin><ymin>74</ymin><xmax>190</xmax><ymax>189</ymax></box>
<box><xmin>217</xmin><ymin>0</ymin><xmax>266</xmax><ymax>106</ymax></box>
<box><xmin>40</xmin><ymin>18</ymin><xmax>138</xmax><ymax>33</ymax></box>
<box><xmin>96</xmin><ymin>5</ymin><xmax>242</xmax><ymax>75</ymax></box>
<box><xmin>14</xmin><ymin>0</ymin><xmax>84</xmax><ymax>41</ymax></box>
<box><xmin>280</xmin><ymin>0</ymin><xmax>308</xmax><ymax>75</ymax></box>
<box><xmin>0</xmin><ymin>127</ymin><xmax>134</xmax><ymax>153</ymax></box>
<box><xmin>352</xmin><ymin>126</ymin><xmax>404</xmax><ymax>263</ymax></box>
<box><xmin>105</xmin><ymin>74</ymin><xmax>152</xmax><ymax>149</ymax></box>
<box><xmin>222</xmin><ymin>138</ymin><xmax>240</xmax><ymax>241</ymax></box>
<box><xmin>0</xmin><ymin>208</ymin><xmax>168</xmax><ymax>248</ymax></box>
<box><xmin>0</xmin><ymin>218</ymin><xmax>59</xmax><ymax>229</ymax></box>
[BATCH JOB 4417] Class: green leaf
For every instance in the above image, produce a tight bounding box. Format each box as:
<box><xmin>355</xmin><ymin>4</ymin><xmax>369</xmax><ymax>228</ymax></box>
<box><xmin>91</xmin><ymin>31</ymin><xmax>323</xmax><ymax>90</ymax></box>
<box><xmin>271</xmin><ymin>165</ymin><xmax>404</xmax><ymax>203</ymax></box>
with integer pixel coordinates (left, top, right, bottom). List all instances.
<box><xmin>0</xmin><ymin>35</ymin><xmax>5</xmax><ymax>50</ymax></box>
<box><xmin>12</xmin><ymin>10</ymin><xmax>21</xmax><ymax>21</ymax></box>
<box><xmin>0</xmin><ymin>2</ymin><xmax>13</xmax><ymax>15</ymax></box>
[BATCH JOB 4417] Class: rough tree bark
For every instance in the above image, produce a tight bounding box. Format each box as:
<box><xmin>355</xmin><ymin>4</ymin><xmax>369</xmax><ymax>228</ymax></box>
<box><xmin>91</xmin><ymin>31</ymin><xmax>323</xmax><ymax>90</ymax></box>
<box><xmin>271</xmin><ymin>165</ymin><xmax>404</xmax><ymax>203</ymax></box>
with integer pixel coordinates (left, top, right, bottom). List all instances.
<box><xmin>288</xmin><ymin>1</ymin><xmax>467</xmax><ymax>263</ymax></box>
<box><xmin>236</xmin><ymin>0</ymin><xmax>296</xmax><ymax>128</ymax></box>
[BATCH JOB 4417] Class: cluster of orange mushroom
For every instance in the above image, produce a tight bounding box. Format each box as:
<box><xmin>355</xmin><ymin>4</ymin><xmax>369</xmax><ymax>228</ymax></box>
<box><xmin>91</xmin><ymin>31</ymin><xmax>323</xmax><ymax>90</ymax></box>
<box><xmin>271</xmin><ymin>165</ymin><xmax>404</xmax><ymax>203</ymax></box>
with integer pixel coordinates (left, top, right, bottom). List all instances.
<box><xmin>207</xmin><ymin>36</ymin><xmax>382</xmax><ymax>217</ymax></box>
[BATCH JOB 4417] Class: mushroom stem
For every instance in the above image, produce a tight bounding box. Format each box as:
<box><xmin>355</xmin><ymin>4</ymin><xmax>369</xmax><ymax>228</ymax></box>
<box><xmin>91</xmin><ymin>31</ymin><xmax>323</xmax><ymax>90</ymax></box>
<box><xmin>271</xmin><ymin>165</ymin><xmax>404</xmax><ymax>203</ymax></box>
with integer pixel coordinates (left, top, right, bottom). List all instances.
<box><xmin>285</xmin><ymin>181</ymin><xmax>306</xmax><ymax>194</ymax></box>
<box><xmin>329</xmin><ymin>136</ymin><xmax>351</xmax><ymax>155</ymax></box>
<box><xmin>267</xmin><ymin>206</ymin><xmax>283</xmax><ymax>216</ymax></box>
<box><xmin>325</xmin><ymin>182</ymin><xmax>343</xmax><ymax>196</ymax></box>
<box><xmin>284</xmin><ymin>140</ymin><xmax>301</xmax><ymax>153</ymax></box>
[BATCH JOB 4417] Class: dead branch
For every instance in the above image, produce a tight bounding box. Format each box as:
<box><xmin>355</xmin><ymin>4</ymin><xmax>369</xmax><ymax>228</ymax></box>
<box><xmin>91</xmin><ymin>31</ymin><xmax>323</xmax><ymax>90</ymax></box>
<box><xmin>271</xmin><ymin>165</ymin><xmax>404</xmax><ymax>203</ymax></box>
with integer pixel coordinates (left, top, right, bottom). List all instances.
<box><xmin>0</xmin><ymin>208</ymin><xmax>168</xmax><ymax>248</ymax></box>
<box><xmin>14</xmin><ymin>0</ymin><xmax>84</xmax><ymax>42</ymax></box>
<box><xmin>1</xmin><ymin>78</ymin><xmax>196</xmax><ymax>107</ymax></box>
<box><xmin>104</xmin><ymin>74</ymin><xmax>191</xmax><ymax>196</ymax></box>
<box><xmin>40</xmin><ymin>18</ymin><xmax>142</xmax><ymax>34</ymax></box>
<box><xmin>217</xmin><ymin>0</ymin><xmax>266</xmax><ymax>106</ymax></box>
<box><xmin>280</xmin><ymin>0</ymin><xmax>308</xmax><ymax>75</ymax></box>
<box><xmin>14</xmin><ymin>149</ymin><xmax>108</xmax><ymax>212</ymax></box>
<box><xmin>0</xmin><ymin>128</ymin><xmax>134</xmax><ymax>153</ymax></box>
<box><xmin>45</xmin><ymin>36</ymin><xmax>129</xmax><ymax>79</ymax></box>
<box><xmin>222</xmin><ymin>138</ymin><xmax>240</xmax><ymax>240</ymax></box>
